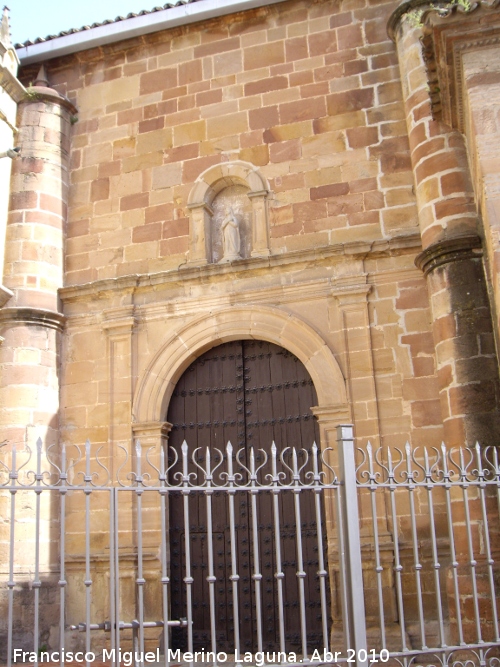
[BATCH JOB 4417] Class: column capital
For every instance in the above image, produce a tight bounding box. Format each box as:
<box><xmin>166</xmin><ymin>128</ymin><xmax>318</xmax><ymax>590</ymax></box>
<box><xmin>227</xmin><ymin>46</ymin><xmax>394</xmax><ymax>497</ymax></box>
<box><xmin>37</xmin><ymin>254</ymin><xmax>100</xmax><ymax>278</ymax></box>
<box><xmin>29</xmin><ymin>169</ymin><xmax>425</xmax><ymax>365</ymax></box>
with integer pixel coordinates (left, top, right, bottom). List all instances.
<box><xmin>132</xmin><ymin>421</ymin><xmax>172</xmax><ymax>441</ymax></box>
<box><xmin>415</xmin><ymin>234</ymin><xmax>482</xmax><ymax>275</ymax></box>
<box><xmin>102</xmin><ymin>306</ymin><xmax>137</xmax><ymax>336</ymax></box>
<box><xmin>311</xmin><ymin>403</ymin><xmax>352</xmax><ymax>426</ymax></box>
<box><xmin>0</xmin><ymin>307</ymin><xmax>65</xmax><ymax>331</ymax></box>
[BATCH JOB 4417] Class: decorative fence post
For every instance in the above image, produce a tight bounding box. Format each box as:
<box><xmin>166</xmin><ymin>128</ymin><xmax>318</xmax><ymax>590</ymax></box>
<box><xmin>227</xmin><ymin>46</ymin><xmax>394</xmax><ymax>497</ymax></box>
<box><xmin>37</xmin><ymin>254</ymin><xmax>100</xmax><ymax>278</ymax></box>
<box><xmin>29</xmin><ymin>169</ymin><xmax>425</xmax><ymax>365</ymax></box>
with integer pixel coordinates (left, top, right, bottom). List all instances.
<box><xmin>336</xmin><ymin>425</ymin><xmax>368</xmax><ymax>667</ymax></box>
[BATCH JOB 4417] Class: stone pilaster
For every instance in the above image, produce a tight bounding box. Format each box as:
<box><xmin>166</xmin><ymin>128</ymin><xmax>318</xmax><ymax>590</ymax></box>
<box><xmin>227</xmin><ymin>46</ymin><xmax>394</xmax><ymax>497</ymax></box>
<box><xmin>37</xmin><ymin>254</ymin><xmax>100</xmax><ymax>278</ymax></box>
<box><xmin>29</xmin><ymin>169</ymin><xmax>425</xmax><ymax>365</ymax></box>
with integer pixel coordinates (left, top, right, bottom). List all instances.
<box><xmin>334</xmin><ymin>283</ymin><xmax>381</xmax><ymax>446</ymax></box>
<box><xmin>388</xmin><ymin>5</ymin><xmax>500</xmax><ymax>445</ymax></box>
<box><xmin>102</xmin><ymin>306</ymin><xmax>137</xmax><ymax>456</ymax></box>
<box><xmin>248</xmin><ymin>190</ymin><xmax>271</xmax><ymax>257</ymax></box>
<box><xmin>131</xmin><ymin>421</ymin><xmax>172</xmax><ymax>548</ymax></box>
<box><xmin>187</xmin><ymin>202</ymin><xmax>212</xmax><ymax>265</ymax></box>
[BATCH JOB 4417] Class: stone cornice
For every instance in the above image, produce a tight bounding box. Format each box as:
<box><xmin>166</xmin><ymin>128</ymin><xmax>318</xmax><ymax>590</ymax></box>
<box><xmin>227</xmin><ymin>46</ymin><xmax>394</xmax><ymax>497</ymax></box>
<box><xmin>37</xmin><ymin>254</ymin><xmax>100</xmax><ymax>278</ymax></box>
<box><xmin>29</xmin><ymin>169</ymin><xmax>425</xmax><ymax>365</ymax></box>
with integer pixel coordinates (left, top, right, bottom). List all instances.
<box><xmin>432</xmin><ymin>21</ymin><xmax>500</xmax><ymax>130</ymax></box>
<box><xmin>389</xmin><ymin>0</ymin><xmax>500</xmax><ymax>127</ymax></box>
<box><xmin>59</xmin><ymin>233</ymin><xmax>422</xmax><ymax>303</ymax></box>
<box><xmin>415</xmin><ymin>235</ymin><xmax>483</xmax><ymax>275</ymax></box>
<box><xmin>387</xmin><ymin>0</ymin><xmax>496</xmax><ymax>42</ymax></box>
<box><xmin>22</xmin><ymin>85</ymin><xmax>77</xmax><ymax>114</ymax></box>
<box><xmin>0</xmin><ymin>307</ymin><xmax>65</xmax><ymax>331</ymax></box>
<box><xmin>0</xmin><ymin>66</ymin><xmax>26</xmax><ymax>102</ymax></box>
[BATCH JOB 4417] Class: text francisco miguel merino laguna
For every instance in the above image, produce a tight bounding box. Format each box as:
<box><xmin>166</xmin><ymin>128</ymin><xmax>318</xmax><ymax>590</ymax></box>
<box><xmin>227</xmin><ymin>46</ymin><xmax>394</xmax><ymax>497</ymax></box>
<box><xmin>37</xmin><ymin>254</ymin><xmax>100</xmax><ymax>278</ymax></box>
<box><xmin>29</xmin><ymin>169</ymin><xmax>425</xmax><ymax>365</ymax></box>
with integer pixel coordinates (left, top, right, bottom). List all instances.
<box><xmin>13</xmin><ymin>649</ymin><xmax>382</xmax><ymax>665</ymax></box>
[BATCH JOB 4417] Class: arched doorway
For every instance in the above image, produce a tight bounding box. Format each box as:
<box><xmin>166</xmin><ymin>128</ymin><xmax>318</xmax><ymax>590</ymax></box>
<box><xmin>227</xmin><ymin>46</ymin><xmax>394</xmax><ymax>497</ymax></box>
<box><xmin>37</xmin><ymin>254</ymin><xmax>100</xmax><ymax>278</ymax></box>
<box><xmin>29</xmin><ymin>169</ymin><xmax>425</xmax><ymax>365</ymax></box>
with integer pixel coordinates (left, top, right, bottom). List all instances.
<box><xmin>166</xmin><ymin>339</ymin><xmax>329</xmax><ymax>653</ymax></box>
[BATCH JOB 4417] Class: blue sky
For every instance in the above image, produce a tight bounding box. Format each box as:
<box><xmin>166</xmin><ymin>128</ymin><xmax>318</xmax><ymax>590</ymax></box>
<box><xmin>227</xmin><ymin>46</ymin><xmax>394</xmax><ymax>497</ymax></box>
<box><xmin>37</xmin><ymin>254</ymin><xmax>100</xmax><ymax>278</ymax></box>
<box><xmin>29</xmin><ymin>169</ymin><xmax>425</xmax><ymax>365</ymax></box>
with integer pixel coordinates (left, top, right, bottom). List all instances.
<box><xmin>10</xmin><ymin>0</ymin><xmax>156</xmax><ymax>44</ymax></box>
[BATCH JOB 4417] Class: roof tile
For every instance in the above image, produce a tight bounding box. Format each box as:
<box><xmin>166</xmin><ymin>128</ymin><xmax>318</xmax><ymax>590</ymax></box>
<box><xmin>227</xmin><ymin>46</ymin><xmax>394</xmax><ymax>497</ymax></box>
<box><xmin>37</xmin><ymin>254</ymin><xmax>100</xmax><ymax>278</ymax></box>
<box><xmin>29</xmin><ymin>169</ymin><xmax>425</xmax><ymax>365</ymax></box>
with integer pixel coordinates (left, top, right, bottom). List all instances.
<box><xmin>14</xmin><ymin>0</ymin><xmax>199</xmax><ymax>48</ymax></box>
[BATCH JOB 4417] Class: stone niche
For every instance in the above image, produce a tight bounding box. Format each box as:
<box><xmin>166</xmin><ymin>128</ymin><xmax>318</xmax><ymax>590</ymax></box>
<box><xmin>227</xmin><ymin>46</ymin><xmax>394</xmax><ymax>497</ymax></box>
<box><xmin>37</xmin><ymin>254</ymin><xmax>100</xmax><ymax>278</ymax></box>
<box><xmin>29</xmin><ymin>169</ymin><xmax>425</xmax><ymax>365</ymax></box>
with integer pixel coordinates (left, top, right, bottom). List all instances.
<box><xmin>186</xmin><ymin>160</ymin><xmax>271</xmax><ymax>266</ymax></box>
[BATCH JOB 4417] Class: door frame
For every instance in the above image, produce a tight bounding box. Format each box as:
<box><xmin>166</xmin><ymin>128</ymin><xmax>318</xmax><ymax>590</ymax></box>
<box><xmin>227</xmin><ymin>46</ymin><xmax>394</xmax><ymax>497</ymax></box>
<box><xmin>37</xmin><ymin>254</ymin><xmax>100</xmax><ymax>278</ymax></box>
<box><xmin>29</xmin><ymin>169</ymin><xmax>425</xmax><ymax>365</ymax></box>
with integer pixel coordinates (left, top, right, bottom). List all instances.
<box><xmin>165</xmin><ymin>339</ymin><xmax>326</xmax><ymax>652</ymax></box>
<box><xmin>132</xmin><ymin>305</ymin><xmax>351</xmax><ymax>650</ymax></box>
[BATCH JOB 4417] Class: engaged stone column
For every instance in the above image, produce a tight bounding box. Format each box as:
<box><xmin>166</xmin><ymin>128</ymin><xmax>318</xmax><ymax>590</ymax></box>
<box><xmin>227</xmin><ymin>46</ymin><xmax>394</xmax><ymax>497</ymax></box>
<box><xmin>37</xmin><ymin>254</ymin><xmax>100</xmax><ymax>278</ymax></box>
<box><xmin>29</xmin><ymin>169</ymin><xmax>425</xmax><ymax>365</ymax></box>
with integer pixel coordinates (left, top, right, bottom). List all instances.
<box><xmin>0</xmin><ymin>64</ymin><xmax>76</xmax><ymax>655</ymax></box>
<box><xmin>388</xmin><ymin>4</ymin><xmax>500</xmax><ymax>446</ymax></box>
<box><xmin>1</xmin><ymin>66</ymin><xmax>76</xmax><ymax>448</ymax></box>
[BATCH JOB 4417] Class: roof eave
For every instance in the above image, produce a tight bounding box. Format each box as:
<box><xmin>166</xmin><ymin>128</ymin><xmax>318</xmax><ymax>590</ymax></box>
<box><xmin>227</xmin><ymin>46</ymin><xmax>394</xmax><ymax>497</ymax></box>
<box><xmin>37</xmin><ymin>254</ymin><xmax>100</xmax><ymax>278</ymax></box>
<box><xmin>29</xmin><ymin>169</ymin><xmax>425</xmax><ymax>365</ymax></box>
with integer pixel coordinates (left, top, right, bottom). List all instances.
<box><xmin>16</xmin><ymin>0</ymin><xmax>288</xmax><ymax>66</ymax></box>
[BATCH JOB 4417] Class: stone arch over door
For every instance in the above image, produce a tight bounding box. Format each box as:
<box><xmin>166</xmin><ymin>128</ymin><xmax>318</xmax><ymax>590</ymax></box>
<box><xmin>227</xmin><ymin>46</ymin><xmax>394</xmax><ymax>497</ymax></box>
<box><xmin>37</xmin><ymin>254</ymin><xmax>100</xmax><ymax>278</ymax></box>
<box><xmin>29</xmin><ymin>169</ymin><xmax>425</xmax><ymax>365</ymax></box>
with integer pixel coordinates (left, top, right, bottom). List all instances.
<box><xmin>132</xmin><ymin>305</ymin><xmax>349</xmax><ymax>434</ymax></box>
<box><xmin>186</xmin><ymin>160</ymin><xmax>271</xmax><ymax>265</ymax></box>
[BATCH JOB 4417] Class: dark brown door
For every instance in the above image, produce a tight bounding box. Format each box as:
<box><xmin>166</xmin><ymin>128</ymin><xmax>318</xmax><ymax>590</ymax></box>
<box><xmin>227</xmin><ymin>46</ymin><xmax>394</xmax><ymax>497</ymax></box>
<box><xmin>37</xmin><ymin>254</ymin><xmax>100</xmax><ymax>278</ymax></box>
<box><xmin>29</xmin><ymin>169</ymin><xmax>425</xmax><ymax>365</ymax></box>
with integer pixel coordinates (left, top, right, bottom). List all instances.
<box><xmin>167</xmin><ymin>340</ymin><xmax>327</xmax><ymax>652</ymax></box>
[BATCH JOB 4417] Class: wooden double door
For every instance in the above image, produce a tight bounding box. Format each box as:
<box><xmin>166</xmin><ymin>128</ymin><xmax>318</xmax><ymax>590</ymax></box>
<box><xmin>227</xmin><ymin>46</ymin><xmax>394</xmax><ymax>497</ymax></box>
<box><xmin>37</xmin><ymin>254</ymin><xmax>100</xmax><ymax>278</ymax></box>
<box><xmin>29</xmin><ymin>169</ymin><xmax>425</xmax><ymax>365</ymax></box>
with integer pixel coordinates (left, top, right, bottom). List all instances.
<box><xmin>166</xmin><ymin>340</ymin><xmax>327</xmax><ymax>652</ymax></box>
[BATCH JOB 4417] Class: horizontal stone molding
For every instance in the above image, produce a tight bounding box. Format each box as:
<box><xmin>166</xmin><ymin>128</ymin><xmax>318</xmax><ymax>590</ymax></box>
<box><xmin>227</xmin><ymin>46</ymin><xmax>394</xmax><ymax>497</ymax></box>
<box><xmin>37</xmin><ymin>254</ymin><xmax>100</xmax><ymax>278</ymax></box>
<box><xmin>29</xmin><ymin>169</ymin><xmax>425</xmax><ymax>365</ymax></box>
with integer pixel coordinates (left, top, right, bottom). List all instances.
<box><xmin>0</xmin><ymin>306</ymin><xmax>65</xmax><ymax>331</ymax></box>
<box><xmin>59</xmin><ymin>233</ymin><xmax>423</xmax><ymax>303</ymax></box>
<box><xmin>415</xmin><ymin>234</ymin><xmax>483</xmax><ymax>275</ymax></box>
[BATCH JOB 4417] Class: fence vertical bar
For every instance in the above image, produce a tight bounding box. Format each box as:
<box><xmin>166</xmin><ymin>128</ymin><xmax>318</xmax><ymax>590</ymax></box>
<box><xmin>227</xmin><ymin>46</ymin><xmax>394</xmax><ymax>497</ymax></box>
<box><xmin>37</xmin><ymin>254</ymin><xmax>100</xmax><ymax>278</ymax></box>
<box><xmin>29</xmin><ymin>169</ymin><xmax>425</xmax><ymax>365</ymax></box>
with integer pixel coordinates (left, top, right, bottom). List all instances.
<box><xmin>113</xmin><ymin>486</ymin><xmax>121</xmax><ymax>663</ymax></box>
<box><xmin>204</xmin><ymin>447</ymin><xmax>218</xmax><ymax>655</ymax></box>
<box><xmin>33</xmin><ymin>437</ymin><xmax>43</xmax><ymax>667</ymax></box>
<box><xmin>493</xmin><ymin>447</ymin><xmax>500</xmax><ymax>524</ymax></box>
<box><xmin>159</xmin><ymin>446</ymin><xmax>170</xmax><ymax>666</ymax></box>
<box><xmin>109</xmin><ymin>483</ymin><xmax>116</xmax><ymax>667</ymax></box>
<box><xmin>226</xmin><ymin>442</ymin><xmax>241</xmax><ymax>656</ymax></box>
<box><xmin>405</xmin><ymin>443</ymin><xmax>426</xmax><ymax>649</ymax></box>
<box><xmin>312</xmin><ymin>443</ymin><xmax>329</xmax><ymax>652</ymax></box>
<box><xmin>336</xmin><ymin>425</ymin><xmax>367</xmax><ymax>667</ymax></box>
<box><xmin>474</xmin><ymin>443</ymin><xmax>499</xmax><ymax>641</ymax></box>
<box><xmin>423</xmin><ymin>448</ymin><xmax>446</xmax><ymax>648</ymax></box>
<box><xmin>334</xmin><ymin>464</ymin><xmax>351</xmax><ymax>652</ymax></box>
<box><xmin>135</xmin><ymin>441</ymin><xmax>145</xmax><ymax>666</ymax></box>
<box><xmin>84</xmin><ymin>439</ymin><xmax>93</xmax><ymax>667</ymax></box>
<box><xmin>6</xmin><ymin>444</ymin><xmax>17</xmax><ymax>667</ymax></box>
<box><xmin>271</xmin><ymin>442</ymin><xmax>286</xmax><ymax>653</ymax></box>
<box><xmin>59</xmin><ymin>444</ymin><xmax>68</xmax><ymax>667</ymax></box>
<box><xmin>459</xmin><ymin>447</ymin><xmax>482</xmax><ymax>643</ymax></box>
<box><xmin>387</xmin><ymin>447</ymin><xmax>407</xmax><ymax>652</ymax></box>
<box><xmin>291</xmin><ymin>447</ymin><xmax>308</xmax><ymax>659</ymax></box>
<box><xmin>442</xmin><ymin>443</ymin><xmax>464</xmax><ymax>646</ymax></box>
<box><xmin>249</xmin><ymin>447</ymin><xmax>263</xmax><ymax>653</ymax></box>
<box><xmin>181</xmin><ymin>441</ymin><xmax>194</xmax><ymax>654</ymax></box>
<box><xmin>366</xmin><ymin>443</ymin><xmax>386</xmax><ymax>651</ymax></box>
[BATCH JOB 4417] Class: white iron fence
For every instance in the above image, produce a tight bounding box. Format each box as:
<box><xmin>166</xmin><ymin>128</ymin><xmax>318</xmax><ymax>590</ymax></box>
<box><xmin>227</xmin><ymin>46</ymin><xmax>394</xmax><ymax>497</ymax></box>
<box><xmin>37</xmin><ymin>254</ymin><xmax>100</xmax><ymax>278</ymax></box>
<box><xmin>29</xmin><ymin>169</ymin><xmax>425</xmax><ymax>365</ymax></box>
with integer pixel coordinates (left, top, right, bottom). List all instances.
<box><xmin>0</xmin><ymin>426</ymin><xmax>499</xmax><ymax>667</ymax></box>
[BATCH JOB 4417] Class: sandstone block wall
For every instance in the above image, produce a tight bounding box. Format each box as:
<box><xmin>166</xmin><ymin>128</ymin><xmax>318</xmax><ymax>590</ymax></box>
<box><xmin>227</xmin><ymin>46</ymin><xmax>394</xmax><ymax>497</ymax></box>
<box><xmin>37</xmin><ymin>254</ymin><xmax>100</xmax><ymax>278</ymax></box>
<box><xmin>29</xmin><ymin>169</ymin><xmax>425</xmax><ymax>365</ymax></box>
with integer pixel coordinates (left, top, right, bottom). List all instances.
<box><xmin>12</xmin><ymin>0</ymin><xmax>449</xmax><ymax>450</ymax></box>
<box><xmin>17</xmin><ymin>0</ymin><xmax>420</xmax><ymax>283</ymax></box>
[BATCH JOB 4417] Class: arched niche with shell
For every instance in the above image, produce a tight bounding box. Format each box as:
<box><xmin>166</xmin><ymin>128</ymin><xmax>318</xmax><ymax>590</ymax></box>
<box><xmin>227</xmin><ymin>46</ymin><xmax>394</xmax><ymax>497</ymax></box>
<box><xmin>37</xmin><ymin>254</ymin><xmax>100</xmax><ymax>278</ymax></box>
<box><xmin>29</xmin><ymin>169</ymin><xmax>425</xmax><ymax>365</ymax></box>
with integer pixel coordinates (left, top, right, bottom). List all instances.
<box><xmin>186</xmin><ymin>160</ymin><xmax>271</xmax><ymax>266</ymax></box>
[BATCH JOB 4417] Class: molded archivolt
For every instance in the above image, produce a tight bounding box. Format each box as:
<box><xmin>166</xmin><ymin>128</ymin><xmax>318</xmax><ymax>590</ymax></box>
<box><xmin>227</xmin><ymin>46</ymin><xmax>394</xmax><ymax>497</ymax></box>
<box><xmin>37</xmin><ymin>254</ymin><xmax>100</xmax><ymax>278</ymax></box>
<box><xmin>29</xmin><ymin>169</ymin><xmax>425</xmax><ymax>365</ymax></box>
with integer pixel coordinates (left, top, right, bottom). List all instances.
<box><xmin>133</xmin><ymin>305</ymin><xmax>348</xmax><ymax>424</ymax></box>
<box><xmin>187</xmin><ymin>160</ymin><xmax>271</xmax><ymax>265</ymax></box>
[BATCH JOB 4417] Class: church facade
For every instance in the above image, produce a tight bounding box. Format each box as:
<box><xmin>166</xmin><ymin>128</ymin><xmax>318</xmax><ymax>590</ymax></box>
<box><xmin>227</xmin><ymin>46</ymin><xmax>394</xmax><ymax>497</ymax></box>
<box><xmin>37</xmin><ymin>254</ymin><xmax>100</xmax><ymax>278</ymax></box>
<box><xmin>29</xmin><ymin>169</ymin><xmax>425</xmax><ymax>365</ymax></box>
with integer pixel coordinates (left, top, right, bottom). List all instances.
<box><xmin>1</xmin><ymin>0</ymin><xmax>500</xmax><ymax>658</ymax></box>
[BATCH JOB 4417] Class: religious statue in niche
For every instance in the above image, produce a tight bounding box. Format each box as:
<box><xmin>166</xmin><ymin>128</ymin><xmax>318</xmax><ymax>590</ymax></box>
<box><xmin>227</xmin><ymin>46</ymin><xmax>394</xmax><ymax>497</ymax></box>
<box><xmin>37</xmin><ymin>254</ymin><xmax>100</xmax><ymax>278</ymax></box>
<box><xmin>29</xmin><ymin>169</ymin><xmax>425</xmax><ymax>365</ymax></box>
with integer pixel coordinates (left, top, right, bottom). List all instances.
<box><xmin>211</xmin><ymin>185</ymin><xmax>252</xmax><ymax>264</ymax></box>
<box><xmin>220</xmin><ymin>206</ymin><xmax>241</xmax><ymax>262</ymax></box>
